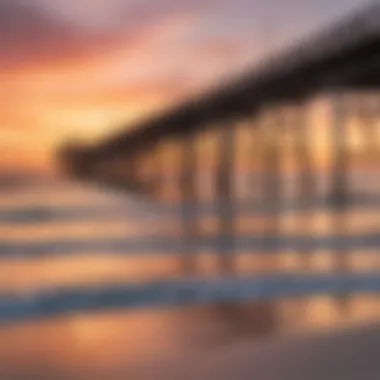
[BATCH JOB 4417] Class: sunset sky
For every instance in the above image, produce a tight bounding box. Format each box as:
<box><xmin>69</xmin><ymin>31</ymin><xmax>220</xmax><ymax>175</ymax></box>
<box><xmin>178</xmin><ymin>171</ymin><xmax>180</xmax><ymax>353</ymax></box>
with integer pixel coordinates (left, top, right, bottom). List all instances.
<box><xmin>0</xmin><ymin>0</ymin><xmax>369</xmax><ymax>173</ymax></box>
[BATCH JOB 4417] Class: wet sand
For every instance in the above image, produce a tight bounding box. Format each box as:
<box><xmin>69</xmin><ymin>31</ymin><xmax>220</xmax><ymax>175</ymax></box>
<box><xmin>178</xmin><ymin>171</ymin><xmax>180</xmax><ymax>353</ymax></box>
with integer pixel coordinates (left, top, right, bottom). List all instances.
<box><xmin>0</xmin><ymin>304</ymin><xmax>380</xmax><ymax>380</ymax></box>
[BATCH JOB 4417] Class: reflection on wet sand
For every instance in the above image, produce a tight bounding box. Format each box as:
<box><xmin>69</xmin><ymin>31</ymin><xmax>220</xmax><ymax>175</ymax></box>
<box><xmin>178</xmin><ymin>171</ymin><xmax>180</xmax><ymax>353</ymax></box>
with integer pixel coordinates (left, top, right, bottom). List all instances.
<box><xmin>1</xmin><ymin>296</ymin><xmax>380</xmax><ymax>379</ymax></box>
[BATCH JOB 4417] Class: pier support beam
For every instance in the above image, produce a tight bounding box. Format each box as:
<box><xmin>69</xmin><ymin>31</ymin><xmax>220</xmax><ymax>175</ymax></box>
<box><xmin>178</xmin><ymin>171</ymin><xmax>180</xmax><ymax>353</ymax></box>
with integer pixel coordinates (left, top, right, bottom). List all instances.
<box><xmin>330</xmin><ymin>92</ymin><xmax>350</xmax><ymax>312</ymax></box>
<box><xmin>261</xmin><ymin>108</ymin><xmax>283</xmax><ymax>273</ymax></box>
<box><xmin>216</xmin><ymin>122</ymin><xmax>236</xmax><ymax>275</ymax></box>
<box><xmin>295</xmin><ymin>102</ymin><xmax>315</xmax><ymax>268</ymax></box>
<box><xmin>179</xmin><ymin>133</ymin><xmax>198</xmax><ymax>275</ymax></box>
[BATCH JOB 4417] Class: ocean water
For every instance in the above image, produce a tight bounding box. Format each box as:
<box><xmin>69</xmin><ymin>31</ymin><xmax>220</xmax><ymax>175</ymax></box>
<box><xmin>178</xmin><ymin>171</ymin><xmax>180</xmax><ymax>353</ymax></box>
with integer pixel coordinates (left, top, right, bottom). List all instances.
<box><xmin>0</xmin><ymin>172</ymin><xmax>380</xmax><ymax>378</ymax></box>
